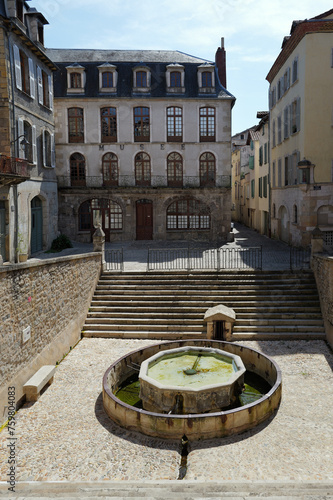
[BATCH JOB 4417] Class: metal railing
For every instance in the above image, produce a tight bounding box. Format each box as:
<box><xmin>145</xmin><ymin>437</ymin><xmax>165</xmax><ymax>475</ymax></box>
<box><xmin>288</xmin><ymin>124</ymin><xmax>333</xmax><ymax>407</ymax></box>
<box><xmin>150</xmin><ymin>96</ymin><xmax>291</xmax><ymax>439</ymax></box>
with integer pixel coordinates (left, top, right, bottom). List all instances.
<box><xmin>105</xmin><ymin>248</ymin><xmax>124</xmax><ymax>271</ymax></box>
<box><xmin>57</xmin><ymin>175</ymin><xmax>231</xmax><ymax>189</ymax></box>
<box><xmin>290</xmin><ymin>247</ymin><xmax>311</xmax><ymax>270</ymax></box>
<box><xmin>148</xmin><ymin>246</ymin><xmax>263</xmax><ymax>271</ymax></box>
<box><xmin>0</xmin><ymin>156</ymin><xmax>29</xmax><ymax>178</ymax></box>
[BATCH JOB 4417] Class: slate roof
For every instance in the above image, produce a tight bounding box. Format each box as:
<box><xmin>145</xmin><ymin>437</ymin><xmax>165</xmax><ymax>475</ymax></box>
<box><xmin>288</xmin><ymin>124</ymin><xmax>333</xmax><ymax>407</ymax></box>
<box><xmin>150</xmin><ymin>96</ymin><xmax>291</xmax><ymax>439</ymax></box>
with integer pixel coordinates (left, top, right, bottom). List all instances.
<box><xmin>49</xmin><ymin>49</ymin><xmax>235</xmax><ymax>101</ymax></box>
<box><xmin>46</xmin><ymin>49</ymin><xmax>212</xmax><ymax>64</ymax></box>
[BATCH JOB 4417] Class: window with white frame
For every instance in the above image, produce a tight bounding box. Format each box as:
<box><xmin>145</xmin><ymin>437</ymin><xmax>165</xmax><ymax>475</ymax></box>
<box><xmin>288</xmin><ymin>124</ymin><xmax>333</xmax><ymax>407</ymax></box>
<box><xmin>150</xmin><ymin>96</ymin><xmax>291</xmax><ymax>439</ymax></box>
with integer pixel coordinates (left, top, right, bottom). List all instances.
<box><xmin>37</xmin><ymin>66</ymin><xmax>53</xmax><ymax>109</ymax></box>
<box><xmin>133</xmin><ymin>65</ymin><xmax>151</xmax><ymax>93</ymax></box>
<box><xmin>166</xmin><ymin>64</ymin><xmax>185</xmax><ymax>93</ymax></box>
<box><xmin>97</xmin><ymin>63</ymin><xmax>117</xmax><ymax>93</ymax></box>
<box><xmin>197</xmin><ymin>63</ymin><xmax>215</xmax><ymax>93</ymax></box>
<box><xmin>13</xmin><ymin>44</ymin><xmax>35</xmax><ymax>98</ymax></box>
<box><xmin>42</xmin><ymin>129</ymin><xmax>55</xmax><ymax>168</ymax></box>
<box><xmin>66</xmin><ymin>64</ymin><xmax>85</xmax><ymax>94</ymax></box>
<box><xmin>17</xmin><ymin>118</ymin><xmax>36</xmax><ymax>164</ymax></box>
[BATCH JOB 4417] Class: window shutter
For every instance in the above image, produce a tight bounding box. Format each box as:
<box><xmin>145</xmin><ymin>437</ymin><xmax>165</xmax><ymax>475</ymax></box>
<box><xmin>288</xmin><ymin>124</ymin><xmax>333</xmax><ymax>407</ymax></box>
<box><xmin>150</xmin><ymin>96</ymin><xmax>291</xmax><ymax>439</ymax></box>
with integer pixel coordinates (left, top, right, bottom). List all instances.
<box><xmin>51</xmin><ymin>133</ymin><xmax>55</xmax><ymax>168</ymax></box>
<box><xmin>28</xmin><ymin>58</ymin><xmax>35</xmax><ymax>99</ymax></box>
<box><xmin>289</xmin><ymin>104</ymin><xmax>292</xmax><ymax>134</ymax></box>
<box><xmin>296</xmin><ymin>98</ymin><xmax>301</xmax><ymax>132</ymax></box>
<box><xmin>32</xmin><ymin>125</ymin><xmax>37</xmax><ymax>164</ymax></box>
<box><xmin>17</xmin><ymin>118</ymin><xmax>24</xmax><ymax>158</ymax></box>
<box><xmin>13</xmin><ymin>45</ymin><xmax>22</xmax><ymax>90</ymax></box>
<box><xmin>42</xmin><ymin>129</ymin><xmax>46</xmax><ymax>167</ymax></box>
<box><xmin>37</xmin><ymin>66</ymin><xmax>43</xmax><ymax>105</ymax></box>
<box><xmin>48</xmin><ymin>75</ymin><xmax>53</xmax><ymax>110</ymax></box>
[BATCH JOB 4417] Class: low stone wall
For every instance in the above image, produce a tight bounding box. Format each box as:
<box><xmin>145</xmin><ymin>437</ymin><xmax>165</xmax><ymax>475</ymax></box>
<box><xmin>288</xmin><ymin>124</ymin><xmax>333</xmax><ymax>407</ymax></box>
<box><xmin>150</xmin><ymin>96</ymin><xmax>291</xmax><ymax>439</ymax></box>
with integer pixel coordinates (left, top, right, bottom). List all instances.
<box><xmin>312</xmin><ymin>254</ymin><xmax>333</xmax><ymax>348</ymax></box>
<box><xmin>0</xmin><ymin>253</ymin><xmax>101</xmax><ymax>425</ymax></box>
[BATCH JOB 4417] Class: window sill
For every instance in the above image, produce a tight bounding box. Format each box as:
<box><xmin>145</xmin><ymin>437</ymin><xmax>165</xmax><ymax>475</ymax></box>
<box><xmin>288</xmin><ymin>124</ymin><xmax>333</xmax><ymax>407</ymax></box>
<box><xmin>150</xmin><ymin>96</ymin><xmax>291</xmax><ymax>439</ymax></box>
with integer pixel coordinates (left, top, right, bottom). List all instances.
<box><xmin>67</xmin><ymin>88</ymin><xmax>85</xmax><ymax>94</ymax></box>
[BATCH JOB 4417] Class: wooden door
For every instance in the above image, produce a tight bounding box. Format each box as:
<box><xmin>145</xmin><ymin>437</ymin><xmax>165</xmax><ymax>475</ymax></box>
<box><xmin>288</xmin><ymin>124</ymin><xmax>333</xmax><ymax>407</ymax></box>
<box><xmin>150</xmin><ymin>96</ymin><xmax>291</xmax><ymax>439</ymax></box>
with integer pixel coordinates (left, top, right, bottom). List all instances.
<box><xmin>136</xmin><ymin>200</ymin><xmax>153</xmax><ymax>240</ymax></box>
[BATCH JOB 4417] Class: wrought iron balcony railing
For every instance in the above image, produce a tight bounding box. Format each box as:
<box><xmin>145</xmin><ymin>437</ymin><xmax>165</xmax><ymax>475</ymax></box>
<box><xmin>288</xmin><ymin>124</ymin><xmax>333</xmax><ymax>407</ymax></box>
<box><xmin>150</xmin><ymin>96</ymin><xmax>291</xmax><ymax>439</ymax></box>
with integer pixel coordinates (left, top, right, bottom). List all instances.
<box><xmin>57</xmin><ymin>175</ymin><xmax>231</xmax><ymax>189</ymax></box>
<box><xmin>0</xmin><ymin>156</ymin><xmax>30</xmax><ymax>184</ymax></box>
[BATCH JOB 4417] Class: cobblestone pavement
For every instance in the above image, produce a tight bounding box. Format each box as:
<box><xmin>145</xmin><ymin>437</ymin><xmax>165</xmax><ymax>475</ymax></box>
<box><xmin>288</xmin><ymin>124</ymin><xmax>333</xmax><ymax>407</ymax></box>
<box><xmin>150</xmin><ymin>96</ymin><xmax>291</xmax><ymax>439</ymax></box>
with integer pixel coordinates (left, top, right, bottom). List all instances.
<box><xmin>0</xmin><ymin>338</ymin><xmax>332</xmax><ymax>483</ymax></box>
<box><xmin>29</xmin><ymin>223</ymin><xmax>309</xmax><ymax>272</ymax></box>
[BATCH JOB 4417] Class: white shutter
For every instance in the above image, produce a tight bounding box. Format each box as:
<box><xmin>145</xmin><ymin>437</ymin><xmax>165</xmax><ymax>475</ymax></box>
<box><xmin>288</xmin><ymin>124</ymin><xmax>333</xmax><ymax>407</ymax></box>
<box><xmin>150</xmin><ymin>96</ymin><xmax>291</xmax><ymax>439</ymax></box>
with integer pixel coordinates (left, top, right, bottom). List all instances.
<box><xmin>32</xmin><ymin>125</ymin><xmax>37</xmax><ymax>164</ymax></box>
<box><xmin>28</xmin><ymin>58</ymin><xmax>35</xmax><ymax>99</ymax></box>
<box><xmin>51</xmin><ymin>133</ymin><xmax>55</xmax><ymax>168</ymax></box>
<box><xmin>37</xmin><ymin>66</ymin><xmax>43</xmax><ymax>105</ymax></box>
<box><xmin>42</xmin><ymin>129</ymin><xmax>46</xmax><ymax>167</ymax></box>
<box><xmin>13</xmin><ymin>45</ymin><xmax>22</xmax><ymax>90</ymax></box>
<box><xmin>48</xmin><ymin>75</ymin><xmax>53</xmax><ymax>110</ymax></box>
<box><xmin>17</xmin><ymin>118</ymin><xmax>24</xmax><ymax>158</ymax></box>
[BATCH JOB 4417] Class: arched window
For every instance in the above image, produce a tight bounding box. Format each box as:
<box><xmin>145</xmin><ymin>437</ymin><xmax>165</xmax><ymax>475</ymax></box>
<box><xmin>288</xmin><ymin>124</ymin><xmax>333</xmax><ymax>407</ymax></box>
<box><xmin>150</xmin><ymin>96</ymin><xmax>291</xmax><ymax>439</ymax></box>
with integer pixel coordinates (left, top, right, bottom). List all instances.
<box><xmin>293</xmin><ymin>204</ymin><xmax>298</xmax><ymax>224</ymax></box>
<box><xmin>167</xmin><ymin>106</ymin><xmax>182</xmax><ymax>142</ymax></box>
<box><xmin>134</xmin><ymin>107</ymin><xmax>150</xmax><ymax>142</ymax></box>
<box><xmin>101</xmin><ymin>107</ymin><xmax>117</xmax><ymax>142</ymax></box>
<box><xmin>167</xmin><ymin>152</ymin><xmax>183</xmax><ymax>187</ymax></box>
<box><xmin>200</xmin><ymin>152</ymin><xmax>216</xmax><ymax>187</ymax></box>
<box><xmin>78</xmin><ymin>199</ymin><xmax>123</xmax><ymax>236</ymax></box>
<box><xmin>102</xmin><ymin>153</ymin><xmax>118</xmax><ymax>186</ymax></box>
<box><xmin>70</xmin><ymin>153</ymin><xmax>86</xmax><ymax>186</ymax></box>
<box><xmin>170</xmin><ymin>71</ymin><xmax>181</xmax><ymax>87</ymax></box>
<box><xmin>135</xmin><ymin>152</ymin><xmax>151</xmax><ymax>186</ymax></box>
<box><xmin>68</xmin><ymin>108</ymin><xmax>84</xmax><ymax>143</ymax></box>
<box><xmin>199</xmin><ymin>107</ymin><xmax>215</xmax><ymax>142</ymax></box>
<box><xmin>167</xmin><ymin>198</ymin><xmax>210</xmax><ymax>230</ymax></box>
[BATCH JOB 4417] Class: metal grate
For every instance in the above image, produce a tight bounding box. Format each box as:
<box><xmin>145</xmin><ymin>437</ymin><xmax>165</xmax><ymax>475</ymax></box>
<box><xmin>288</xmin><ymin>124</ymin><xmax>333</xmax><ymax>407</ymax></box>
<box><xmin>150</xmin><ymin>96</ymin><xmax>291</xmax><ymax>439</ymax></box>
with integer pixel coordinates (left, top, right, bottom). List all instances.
<box><xmin>105</xmin><ymin>248</ymin><xmax>123</xmax><ymax>271</ymax></box>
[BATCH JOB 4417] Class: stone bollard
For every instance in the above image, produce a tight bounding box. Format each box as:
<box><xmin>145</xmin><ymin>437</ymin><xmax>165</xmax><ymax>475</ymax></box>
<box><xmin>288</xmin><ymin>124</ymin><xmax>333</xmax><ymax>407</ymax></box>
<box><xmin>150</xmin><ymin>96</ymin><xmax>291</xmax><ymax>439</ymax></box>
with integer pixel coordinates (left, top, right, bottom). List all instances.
<box><xmin>93</xmin><ymin>224</ymin><xmax>106</xmax><ymax>270</ymax></box>
<box><xmin>311</xmin><ymin>226</ymin><xmax>323</xmax><ymax>256</ymax></box>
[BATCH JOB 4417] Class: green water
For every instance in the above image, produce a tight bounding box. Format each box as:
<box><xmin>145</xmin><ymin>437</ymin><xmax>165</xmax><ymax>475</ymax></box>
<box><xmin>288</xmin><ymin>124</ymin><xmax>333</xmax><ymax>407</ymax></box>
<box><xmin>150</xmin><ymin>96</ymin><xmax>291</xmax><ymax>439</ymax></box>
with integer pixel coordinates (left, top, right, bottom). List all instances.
<box><xmin>147</xmin><ymin>353</ymin><xmax>234</xmax><ymax>388</ymax></box>
<box><xmin>115</xmin><ymin>372</ymin><xmax>271</xmax><ymax>411</ymax></box>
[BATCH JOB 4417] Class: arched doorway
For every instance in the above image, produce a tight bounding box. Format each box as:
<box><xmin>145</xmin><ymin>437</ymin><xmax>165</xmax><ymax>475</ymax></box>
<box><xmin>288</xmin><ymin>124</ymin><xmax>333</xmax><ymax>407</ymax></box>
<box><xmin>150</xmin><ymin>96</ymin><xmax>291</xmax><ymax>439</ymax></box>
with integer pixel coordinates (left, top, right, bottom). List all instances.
<box><xmin>279</xmin><ymin>206</ymin><xmax>289</xmax><ymax>243</ymax></box>
<box><xmin>31</xmin><ymin>197</ymin><xmax>43</xmax><ymax>253</ymax></box>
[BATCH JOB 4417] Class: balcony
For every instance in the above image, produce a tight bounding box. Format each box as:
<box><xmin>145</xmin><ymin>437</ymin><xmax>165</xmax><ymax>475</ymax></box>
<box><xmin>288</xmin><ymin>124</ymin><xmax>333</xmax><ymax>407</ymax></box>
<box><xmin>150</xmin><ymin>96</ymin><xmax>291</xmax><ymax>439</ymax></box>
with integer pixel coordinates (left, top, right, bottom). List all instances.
<box><xmin>57</xmin><ymin>175</ymin><xmax>231</xmax><ymax>189</ymax></box>
<box><xmin>0</xmin><ymin>156</ymin><xmax>30</xmax><ymax>186</ymax></box>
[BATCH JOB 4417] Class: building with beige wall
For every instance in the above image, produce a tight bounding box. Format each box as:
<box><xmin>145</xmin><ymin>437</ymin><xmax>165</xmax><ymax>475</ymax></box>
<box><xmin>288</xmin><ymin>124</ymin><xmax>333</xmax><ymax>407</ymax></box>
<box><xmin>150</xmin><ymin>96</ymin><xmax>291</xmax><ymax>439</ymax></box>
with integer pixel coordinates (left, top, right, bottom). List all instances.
<box><xmin>267</xmin><ymin>9</ymin><xmax>333</xmax><ymax>248</ymax></box>
<box><xmin>48</xmin><ymin>43</ymin><xmax>235</xmax><ymax>243</ymax></box>
<box><xmin>0</xmin><ymin>0</ymin><xmax>58</xmax><ymax>263</ymax></box>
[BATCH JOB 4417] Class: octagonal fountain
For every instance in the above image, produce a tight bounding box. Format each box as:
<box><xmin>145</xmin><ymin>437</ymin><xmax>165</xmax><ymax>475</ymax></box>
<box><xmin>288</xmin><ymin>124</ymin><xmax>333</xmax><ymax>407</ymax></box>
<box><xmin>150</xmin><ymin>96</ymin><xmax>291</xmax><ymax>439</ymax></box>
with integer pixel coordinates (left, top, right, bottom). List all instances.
<box><xmin>103</xmin><ymin>340</ymin><xmax>282</xmax><ymax>440</ymax></box>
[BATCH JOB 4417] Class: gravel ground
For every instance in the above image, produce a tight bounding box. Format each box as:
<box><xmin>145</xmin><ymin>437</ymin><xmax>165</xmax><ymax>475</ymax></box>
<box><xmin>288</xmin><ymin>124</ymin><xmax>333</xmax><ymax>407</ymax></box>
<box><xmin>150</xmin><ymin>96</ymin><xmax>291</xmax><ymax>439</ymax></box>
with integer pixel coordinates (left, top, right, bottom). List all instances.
<box><xmin>0</xmin><ymin>338</ymin><xmax>332</xmax><ymax>483</ymax></box>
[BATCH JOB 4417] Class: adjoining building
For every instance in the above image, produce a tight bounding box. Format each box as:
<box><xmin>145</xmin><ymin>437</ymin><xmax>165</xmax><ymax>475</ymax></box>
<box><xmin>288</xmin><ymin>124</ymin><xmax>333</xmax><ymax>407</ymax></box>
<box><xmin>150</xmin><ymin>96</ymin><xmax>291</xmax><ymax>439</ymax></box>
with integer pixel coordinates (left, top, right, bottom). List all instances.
<box><xmin>48</xmin><ymin>40</ymin><xmax>235</xmax><ymax>243</ymax></box>
<box><xmin>266</xmin><ymin>8</ymin><xmax>333</xmax><ymax>248</ymax></box>
<box><xmin>0</xmin><ymin>0</ymin><xmax>58</xmax><ymax>263</ymax></box>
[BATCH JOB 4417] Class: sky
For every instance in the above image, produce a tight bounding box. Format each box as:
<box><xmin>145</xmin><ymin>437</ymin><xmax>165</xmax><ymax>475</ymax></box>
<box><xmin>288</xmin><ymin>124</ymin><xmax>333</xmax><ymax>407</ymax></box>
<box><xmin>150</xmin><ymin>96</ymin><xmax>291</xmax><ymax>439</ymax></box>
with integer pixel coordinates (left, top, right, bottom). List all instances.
<box><xmin>33</xmin><ymin>0</ymin><xmax>332</xmax><ymax>135</ymax></box>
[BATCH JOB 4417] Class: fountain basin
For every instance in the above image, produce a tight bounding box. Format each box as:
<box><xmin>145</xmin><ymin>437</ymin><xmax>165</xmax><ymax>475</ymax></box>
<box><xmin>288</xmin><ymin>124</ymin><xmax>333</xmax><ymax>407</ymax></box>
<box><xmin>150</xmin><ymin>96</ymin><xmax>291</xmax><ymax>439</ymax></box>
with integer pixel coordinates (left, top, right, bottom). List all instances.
<box><xmin>103</xmin><ymin>340</ymin><xmax>282</xmax><ymax>440</ymax></box>
<box><xmin>139</xmin><ymin>346</ymin><xmax>246</xmax><ymax>413</ymax></box>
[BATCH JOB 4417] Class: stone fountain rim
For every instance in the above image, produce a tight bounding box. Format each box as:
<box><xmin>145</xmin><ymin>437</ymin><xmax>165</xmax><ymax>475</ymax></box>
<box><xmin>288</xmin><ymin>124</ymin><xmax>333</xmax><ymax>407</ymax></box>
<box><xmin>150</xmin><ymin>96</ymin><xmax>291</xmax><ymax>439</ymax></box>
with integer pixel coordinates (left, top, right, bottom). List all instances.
<box><xmin>103</xmin><ymin>340</ymin><xmax>282</xmax><ymax>419</ymax></box>
<box><xmin>139</xmin><ymin>345</ymin><xmax>246</xmax><ymax>393</ymax></box>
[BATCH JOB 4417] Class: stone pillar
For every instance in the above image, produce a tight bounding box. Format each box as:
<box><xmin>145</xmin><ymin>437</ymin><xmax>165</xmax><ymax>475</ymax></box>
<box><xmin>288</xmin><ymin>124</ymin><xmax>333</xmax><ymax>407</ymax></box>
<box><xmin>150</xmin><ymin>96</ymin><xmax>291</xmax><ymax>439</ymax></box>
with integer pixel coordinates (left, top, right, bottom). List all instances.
<box><xmin>206</xmin><ymin>321</ymin><xmax>214</xmax><ymax>339</ymax></box>
<box><xmin>311</xmin><ymin>227</ymin><xmax>323</xmax><ymax>256</ymax></box>
<box><xmin>93</xmin><ymin>224</ymin><xmax>106</xmax><ymax>270</ymax></box>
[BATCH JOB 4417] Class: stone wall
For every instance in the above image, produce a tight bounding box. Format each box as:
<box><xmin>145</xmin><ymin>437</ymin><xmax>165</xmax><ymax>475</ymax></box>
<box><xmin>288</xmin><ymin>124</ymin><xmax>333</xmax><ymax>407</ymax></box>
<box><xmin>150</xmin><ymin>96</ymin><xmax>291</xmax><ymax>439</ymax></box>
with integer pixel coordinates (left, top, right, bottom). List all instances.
<box><xmin>312</xmin><ymin>254</ymin><xmax>333</xmax><ymax>348</ymax></box>
<box><xmin>0</xmin><ymin>253</ymin><xmax>101</xmax><ymax>425</ymax></box>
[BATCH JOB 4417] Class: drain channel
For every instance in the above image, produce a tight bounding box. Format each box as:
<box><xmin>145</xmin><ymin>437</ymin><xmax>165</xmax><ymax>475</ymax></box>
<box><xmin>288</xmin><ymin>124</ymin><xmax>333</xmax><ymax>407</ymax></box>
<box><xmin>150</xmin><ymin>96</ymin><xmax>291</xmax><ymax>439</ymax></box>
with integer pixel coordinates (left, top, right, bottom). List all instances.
<box><xmin>177</xmin><ymin>434</ymin><xmax>189</xmax><ymax>480</ymax></box>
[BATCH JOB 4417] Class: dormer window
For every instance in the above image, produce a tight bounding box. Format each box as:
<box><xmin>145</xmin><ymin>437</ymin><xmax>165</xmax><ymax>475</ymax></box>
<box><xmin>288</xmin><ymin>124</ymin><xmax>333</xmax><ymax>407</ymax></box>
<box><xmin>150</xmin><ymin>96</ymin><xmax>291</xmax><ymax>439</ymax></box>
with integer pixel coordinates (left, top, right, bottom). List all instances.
<box><xmin>16</xmin><ymin>0</ymin><xmax>23</xmax><ymax>22</ymax></box>
<box><xmin>66</xmin><ymin>64</ymin><xmax>85</xmax><ymax>94</ymax></box>
<box><xmin>98</xmin><ymin>63</ymin><xmax>117</xmax><ymax>93</ymax></box>
<box><xmin>166</xmin><ymin>64</ymin><xmax>185</xmax><ymax>93</ymax></box>
<box><xmin>25</xmin><ymin>10</ymin><xmax>49</xmax><ymax>46</ymax></box>
<box><xmin>198</xmin><ymin>64</ymin><xmax>215</xmax><ymax>93</ymax></box>
<box><xmin>133</xmin><ymin>65</ymin><xmax>151</xmax><ymax>93</ymax></box>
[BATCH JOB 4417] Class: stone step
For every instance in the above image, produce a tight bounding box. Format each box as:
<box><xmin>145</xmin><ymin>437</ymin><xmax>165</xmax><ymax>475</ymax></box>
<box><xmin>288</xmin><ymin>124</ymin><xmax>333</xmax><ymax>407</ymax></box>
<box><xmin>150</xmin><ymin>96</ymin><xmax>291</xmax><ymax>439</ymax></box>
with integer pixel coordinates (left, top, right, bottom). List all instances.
<box><xmin>94</xmin><ymin>287</ymin><xmax>317</xmax><ymax>296</ymax></box>
<box><xmin>233</xmin><ymin>324</ymin><xmax>325</xmax><ymax>333</ymax></box>
<box><xmin>4</xmin><ymin>479</ymin><xmax>332</xmax><ymax>498</ymax></box>
<box><xmin>83</xmin><ymin>322</ymin><xmax>205</xmax><ymax>332</ymax></box>
<box><xmin>82</xmin><ymin>330</ymin><xmax>205</xmax><ymax>338</ymax></box>
<box><xmin>232</xmin><ymin>331</ymin><xmax>327</xmax><ymax>340</ymax></box>
<box><xmin>88</xmin><ymin>305</ymin><xmax>322</xmax><ymax>314</ymax></box>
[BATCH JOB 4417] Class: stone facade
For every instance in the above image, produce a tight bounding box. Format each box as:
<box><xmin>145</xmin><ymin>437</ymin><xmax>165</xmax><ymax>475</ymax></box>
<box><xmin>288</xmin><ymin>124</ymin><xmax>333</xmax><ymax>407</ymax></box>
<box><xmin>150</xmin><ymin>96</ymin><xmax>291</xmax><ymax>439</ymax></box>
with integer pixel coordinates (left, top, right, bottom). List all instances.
<box><xmin>0</xmin><ymin>253</ymin><xmax>101</xmax><ymax>425</ymax></box>
<box><xmin>49</xmin><ymin>46</ymin><xmax>235</xmax><ymax>243</ymax></box>
<box><xmin>312</xmin><ymin>254</ymin><xmax>333</xmax><ymax>348</ymax></box>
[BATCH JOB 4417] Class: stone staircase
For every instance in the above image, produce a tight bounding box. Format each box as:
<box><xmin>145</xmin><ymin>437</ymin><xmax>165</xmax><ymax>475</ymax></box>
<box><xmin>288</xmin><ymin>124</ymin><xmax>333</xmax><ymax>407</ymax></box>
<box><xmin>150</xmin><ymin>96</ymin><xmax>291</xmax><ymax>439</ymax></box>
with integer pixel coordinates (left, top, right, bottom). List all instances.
<box><xmin>82</xmin><ymin>270</ymin><xmax>326</xmax><ymax>340</ymax></box>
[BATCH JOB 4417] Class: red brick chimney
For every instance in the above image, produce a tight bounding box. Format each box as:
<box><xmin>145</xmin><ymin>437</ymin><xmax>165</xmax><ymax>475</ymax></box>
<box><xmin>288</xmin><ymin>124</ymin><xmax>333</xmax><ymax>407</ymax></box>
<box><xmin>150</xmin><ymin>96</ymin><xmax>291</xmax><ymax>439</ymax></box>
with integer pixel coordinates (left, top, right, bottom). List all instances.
<box><xmin>215</xmin><ymin>37</ymin><xmax>226</xmax><ymax>89</ymax></box>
